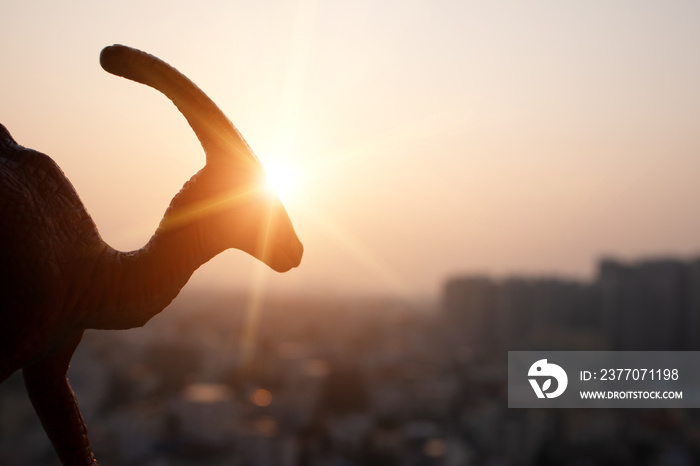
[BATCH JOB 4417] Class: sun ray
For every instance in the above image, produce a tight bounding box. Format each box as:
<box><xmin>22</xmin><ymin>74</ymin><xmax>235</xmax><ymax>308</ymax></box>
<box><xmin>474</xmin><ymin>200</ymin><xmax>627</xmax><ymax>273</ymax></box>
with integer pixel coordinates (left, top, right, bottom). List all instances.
<box><xmin>236</xmin><ymin>258</ymin><xmax>270</xmax><ymax>371</ymax></box>
<box><xmin>160</xmin><ymin>187</ymin><xmax>264</xmax><ymax>231</ymax></box>
<box><xmin>293</xmin><ymin>110</ymin><xmax>462</xmax><ymax>197</ymax></box>
<box><xmin>236</xmin><ymin>200</ymin><xmax>277</xmax><ymax>371</ymax></box>
<box><xmin>276</xmin><ymin>0</ymin><xmax>319</xmax><ymax>145</ymax></box>
<box><xmin>300</xmin><ymin>202</ymin><xmax>413</xmax><ymax>297</ymax></box>
<box><xmin>216</xmin><ymin>0</ymin><xmax>322</xmax><ymax>380</ymax></box>
<box><xmin>219</xmin><ymin>0</ymin><xmax>432</xmax><ymax>378</ymax></box>
<box><xmin>110</xmin><ymin>186</ymin><xmax>267</xmax><ymax>246</ymax></box>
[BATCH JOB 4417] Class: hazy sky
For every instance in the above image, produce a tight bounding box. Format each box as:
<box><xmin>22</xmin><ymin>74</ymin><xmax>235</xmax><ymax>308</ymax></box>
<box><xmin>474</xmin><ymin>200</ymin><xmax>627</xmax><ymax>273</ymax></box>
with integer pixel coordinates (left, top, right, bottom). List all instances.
<box><xmin>2</xmin><ymin>1</ymin><xmax>699</xmax><ymax>298</ymax></box>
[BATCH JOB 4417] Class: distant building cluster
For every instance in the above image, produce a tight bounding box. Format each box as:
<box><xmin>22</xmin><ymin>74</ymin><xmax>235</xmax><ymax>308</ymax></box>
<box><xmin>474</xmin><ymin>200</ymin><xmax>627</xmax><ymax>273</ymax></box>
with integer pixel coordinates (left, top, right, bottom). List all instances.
<box><xmin>599</xmin><ymin>259</ymin><xmax>700</xmax><ymax>351</ymax></box>
<box><xmin>3</xmin><ymin>257</ymin><xmax>700</xmax><ymax>465</ymax></box>
<box><xmin>442</xmin><ymin>257</ymin><xmax>700</xmax><ymax>356</ymax></box>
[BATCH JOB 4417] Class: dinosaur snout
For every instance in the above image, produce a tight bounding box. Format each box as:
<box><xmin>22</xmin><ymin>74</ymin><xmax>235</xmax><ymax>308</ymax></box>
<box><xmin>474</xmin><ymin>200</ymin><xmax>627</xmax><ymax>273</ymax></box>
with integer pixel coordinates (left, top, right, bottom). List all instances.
<box><xmin>288</xmin><ymin>237</ymin><xmax>304</xmax><ymax>268</ymax></box>
<box><xmin>268</xmin><ymin>235</ymin><xmax>304</xmax><ymax>273</ymax></box>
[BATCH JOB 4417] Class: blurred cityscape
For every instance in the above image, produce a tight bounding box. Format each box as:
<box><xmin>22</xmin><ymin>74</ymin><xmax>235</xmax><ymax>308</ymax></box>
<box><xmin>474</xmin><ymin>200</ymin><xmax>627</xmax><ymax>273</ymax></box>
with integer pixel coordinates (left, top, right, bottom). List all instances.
<box><xmin>3</xmin><ymin>256</ymin><xmax>700</xmax><ymax>465</ymax></box>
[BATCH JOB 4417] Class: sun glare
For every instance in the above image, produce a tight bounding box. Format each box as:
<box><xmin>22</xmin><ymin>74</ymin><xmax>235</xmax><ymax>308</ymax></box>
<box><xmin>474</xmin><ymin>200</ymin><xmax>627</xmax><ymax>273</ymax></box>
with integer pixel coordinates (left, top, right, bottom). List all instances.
<box><xmin>264</xmin><ymin>160</ymin><xmax>298</xmax><ymax>202</ymax></box>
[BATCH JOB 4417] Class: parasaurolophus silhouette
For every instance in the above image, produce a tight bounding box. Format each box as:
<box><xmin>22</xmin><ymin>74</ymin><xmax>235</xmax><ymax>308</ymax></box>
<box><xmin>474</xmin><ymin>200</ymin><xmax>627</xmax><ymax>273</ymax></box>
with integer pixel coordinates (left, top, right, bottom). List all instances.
<box><xmin>0</xmin><ymin>44</ymin><xmax>303</xmax><ymax>465</ymax></box>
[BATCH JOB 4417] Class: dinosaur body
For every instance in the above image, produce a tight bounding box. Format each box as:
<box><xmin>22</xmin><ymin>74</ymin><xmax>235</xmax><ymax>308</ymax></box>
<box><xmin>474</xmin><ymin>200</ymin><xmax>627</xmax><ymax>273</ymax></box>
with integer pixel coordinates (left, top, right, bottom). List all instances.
<box><xmin>0</xmin><ymin>45</ymin><xmax>303</xmax><ymax>465</ymax></box>
<box><xmin>0</xmin><ymin>126</ymin><xmax>100</xmax><ymax>374</ymax></box>
<box><xmin>1</xmin><ymin>125</ymin><xmax>103</xmax><ymax>464</ymax></box>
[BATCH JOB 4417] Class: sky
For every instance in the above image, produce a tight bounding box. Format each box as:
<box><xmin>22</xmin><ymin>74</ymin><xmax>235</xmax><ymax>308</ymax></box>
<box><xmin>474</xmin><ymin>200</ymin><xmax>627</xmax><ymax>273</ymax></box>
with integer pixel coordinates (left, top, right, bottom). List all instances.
<box><xmin>1</xmin><ymin>1</ymin><xmax>699</xmax><ymax>299</ymax></box>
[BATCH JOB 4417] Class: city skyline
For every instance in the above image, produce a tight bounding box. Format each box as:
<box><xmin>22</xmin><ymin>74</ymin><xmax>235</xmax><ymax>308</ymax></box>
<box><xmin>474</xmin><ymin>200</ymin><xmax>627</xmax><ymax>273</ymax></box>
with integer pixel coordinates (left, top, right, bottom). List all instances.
<box><xmin>5</xmin><ymin>255</ymin><xmax>699</xmax><ymax>465</ymax></box>
<box><xmin>2</xmin><ymin>2</ymin><xmax>699</xmax><ymax>298</ymax></box>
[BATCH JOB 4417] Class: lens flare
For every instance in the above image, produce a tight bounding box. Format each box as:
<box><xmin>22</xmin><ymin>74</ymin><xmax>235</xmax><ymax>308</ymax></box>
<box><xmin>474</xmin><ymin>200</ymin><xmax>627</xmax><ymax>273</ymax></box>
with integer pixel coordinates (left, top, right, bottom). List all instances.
<box><xmin>263</xmin><ymin>160</ymin><xmax>297</xmax><ymax>202</ymax></box>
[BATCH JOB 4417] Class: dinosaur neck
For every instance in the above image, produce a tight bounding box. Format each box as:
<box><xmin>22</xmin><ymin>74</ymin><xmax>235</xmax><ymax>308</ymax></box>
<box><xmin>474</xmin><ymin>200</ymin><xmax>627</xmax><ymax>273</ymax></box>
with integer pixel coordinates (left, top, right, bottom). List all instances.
<box><xmin>84</xmin><ymin>225</ymin><xmax>218</xmax><ymax>330</ymax></box>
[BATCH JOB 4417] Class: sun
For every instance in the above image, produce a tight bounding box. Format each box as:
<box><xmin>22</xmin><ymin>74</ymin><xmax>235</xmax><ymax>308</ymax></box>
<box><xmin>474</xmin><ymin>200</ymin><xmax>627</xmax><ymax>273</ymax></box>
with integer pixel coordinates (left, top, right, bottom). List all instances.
<box><xmin>263</xmin><ymin>160</ymin><xmax>298</xmax><ymax>202</ymax></box>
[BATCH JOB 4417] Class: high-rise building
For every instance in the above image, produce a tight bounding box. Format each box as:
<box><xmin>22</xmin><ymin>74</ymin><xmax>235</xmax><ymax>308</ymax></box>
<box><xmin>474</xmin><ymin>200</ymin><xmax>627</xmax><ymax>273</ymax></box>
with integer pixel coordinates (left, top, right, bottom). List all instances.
<box><xmin>442</xmin><ymin>275</ymin><xmax>603</xmax><ymax>356</ymax></box>
<box><xmin>599</xmin><ymin>258</ymin><xmax>700</xmax><ymax>351</ymax></box>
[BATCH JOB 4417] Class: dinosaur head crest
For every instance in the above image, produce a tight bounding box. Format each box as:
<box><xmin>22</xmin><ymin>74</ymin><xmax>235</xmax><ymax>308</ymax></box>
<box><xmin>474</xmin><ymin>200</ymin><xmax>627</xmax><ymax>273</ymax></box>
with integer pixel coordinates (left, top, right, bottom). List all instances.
<box><xmin>100</xmin><ymin>44</ymin><xmax>303</xmax><ymax>272</ymax></box>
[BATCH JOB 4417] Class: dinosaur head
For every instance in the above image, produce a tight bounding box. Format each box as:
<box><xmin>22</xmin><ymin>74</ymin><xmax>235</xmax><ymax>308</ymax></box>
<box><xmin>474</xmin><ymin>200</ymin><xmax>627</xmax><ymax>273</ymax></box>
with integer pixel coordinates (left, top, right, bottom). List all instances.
<box><xmin>158</xmin><ymin>159</ymin><xmax>303</xmax><ymax>272</ymax></box>
<box><xmin>100</xmin><ymin>45</ymin><xmax>303</xmax><ymax>272</ymax></box>
<box><xmin>207</xmin><ymin>164</ymin><xmax>303</xmax><ymax>273</ymax></box>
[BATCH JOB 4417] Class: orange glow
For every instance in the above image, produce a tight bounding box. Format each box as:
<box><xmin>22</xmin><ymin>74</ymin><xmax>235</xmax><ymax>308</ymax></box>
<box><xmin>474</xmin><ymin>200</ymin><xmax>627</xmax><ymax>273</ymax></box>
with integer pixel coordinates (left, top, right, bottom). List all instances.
<box><xmin>251</xmin><ymin>388</ymin><xmax>272</xmax><ymax>407</ymax></box>
<box><xmin>5</xmin><ymin>3</ymin><xmax>699</xmax><ymax>297</ymax></box>
<box><xmin>183</xmin><ymin>383</ymin><xmax>232</xmax><ymax>404</ymax></box>
<box><xmin>302</xmin><ymin>358</ymin><xmax>330</xmax><ymax>377</ymax></box>
<box><xmin>423</xmin><ymin>438</ymin><xmax>446</xmax><ymax>458</ymax></box>
<box><xmin>253</xmin><ymin>416</ymin><xmax>278</xmax><ymax>437</ymax></box>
